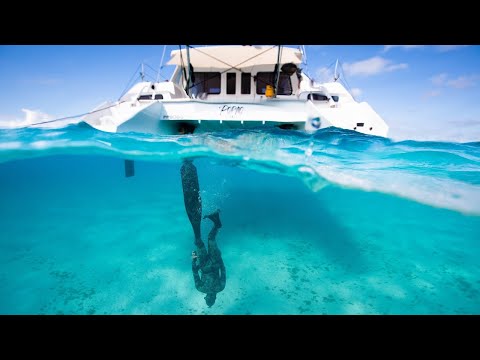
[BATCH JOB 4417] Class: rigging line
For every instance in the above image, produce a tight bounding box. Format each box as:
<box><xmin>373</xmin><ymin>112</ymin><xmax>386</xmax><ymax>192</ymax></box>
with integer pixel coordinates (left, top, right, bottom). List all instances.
<box><xmin>338</xmin><ymin>61</ymin><xmax>353</xmax><ymax>93</ymax></box>
<box><xmin>187</xmin><ymin>46</ymin><xmax>242</xmax><ymax>72</ymax></box>
<box><xmin>143</xmin><ymin>63</ymin><xmax>168</xmax><ymax>81</ymax></box>
<box><xmin>232</xmin><ymin>45</ymin><xmax>278</xmax><ymax>69</ymax></box>
<box><xmin>311</xmin><ymin>60</ymin><xmax>337</xmax><ymax>84</ymax></box>
<box><xmin>142</xmin><ymin>72</ymin><xmax>157</xmax><ymax>83</ymax></box>
<box><xmin>301</xmin><ymin>45</ymin><xmax>315</xmax><ymax>80</ymax></box>
<box><xmin>24</xmin><ymin>101</ymin><xmax>127</xmax><ymax>128</ymax></box>
<box><xmin>118</xmin><ymin>63</ymin><xmax>141</xmax><ymax>100</ymax></box>
<box><xmin>310</xmin><ymin>61</ymin><xmax>334</xmax><ymax>84</ymax></box>
<box><xmin>301</xmin><ymin>45</ymin><xmax>310</xmax><ymax>77</ymax></box>
<box><xmin>156</xmin><ymin>45</ymin><xmax>167</xmax><ymax>82</ymax></box>
<box><xmin>301</xmin><ymin>45</ymin><xmax>307</xmax><ymax>65</ymax></box>
<box><xmin>326</xmin><ymin>60</ymin><xmax>336</xmax><ymax>82</ymax></box>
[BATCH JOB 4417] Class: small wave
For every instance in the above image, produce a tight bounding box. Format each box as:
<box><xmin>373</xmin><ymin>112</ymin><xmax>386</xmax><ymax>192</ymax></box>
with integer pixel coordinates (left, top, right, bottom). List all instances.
<box><xmin>0</xmin><ymin>125</ymin><xmax>479</xmax><ymax>215</ymax></box>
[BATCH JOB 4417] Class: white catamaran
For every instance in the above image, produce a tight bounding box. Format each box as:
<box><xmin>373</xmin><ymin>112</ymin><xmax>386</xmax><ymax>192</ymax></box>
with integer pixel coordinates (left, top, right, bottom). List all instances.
<box><xmin>83</xmin><ymin>45</ymin><xmax>389</xmax><ymax>137</ymax></box>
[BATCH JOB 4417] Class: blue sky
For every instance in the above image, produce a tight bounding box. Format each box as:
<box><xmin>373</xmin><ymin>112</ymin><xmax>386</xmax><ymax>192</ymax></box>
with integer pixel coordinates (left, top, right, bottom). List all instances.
<box><xmin>0</xmin><ymin>45</ymin><xmax>478</xmax><ymax>142</ymax></box>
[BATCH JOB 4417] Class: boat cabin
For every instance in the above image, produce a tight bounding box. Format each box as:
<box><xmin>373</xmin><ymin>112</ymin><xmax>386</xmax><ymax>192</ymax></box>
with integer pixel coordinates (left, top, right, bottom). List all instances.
<box><xmin>166</xmin><ymin>45</ymin><xmax>306</xmax><ymax>101</ymax></box>
<box><xmin>119</xmin><ymin>46</ymin><xmax>339</xmax><ymax>108</ymax></box>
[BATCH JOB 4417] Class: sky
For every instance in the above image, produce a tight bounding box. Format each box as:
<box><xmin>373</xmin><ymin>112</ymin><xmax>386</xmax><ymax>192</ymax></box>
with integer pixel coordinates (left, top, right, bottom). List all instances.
<box><xmin>0</xmin><ymin>45</ymin><xmax>479</xmax><ymax>142</ymax></box>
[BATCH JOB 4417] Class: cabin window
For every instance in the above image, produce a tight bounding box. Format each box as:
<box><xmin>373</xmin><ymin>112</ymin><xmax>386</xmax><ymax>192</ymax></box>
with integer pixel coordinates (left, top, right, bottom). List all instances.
<box><xmin>241</xmin><ymin>73</ymin><xmax>251</xmax><ymax>94</ymax></box>
<box><xmin>307</xmin><ymin>93</ymin><xmax>329</xmax><ymax>101</ymax></box>
<box><xmin>138</xmin><ymin>94</ymin><xmax>153</xmax><ymax>100</ymax></box>
<box><xmin>277</xmin><ymin>73</ymin><xmax>292</xmax><ymax>95</ymax></box>
<box><xmin>192</xmin><ymin>72</ymin><xmax>221</xmax><ymax>94</ymax></box>
<box><xmin>331</xmin><ymin>95</ymin><xmax>339</xmax><ymax>102</ymax></box>
<box><xmin>139</xmin><ymin>94</ymin><xmax>163</xmax><ymax>100</ymax></box>
<box><xmin>227</xmin><ymin>73</ymin><xmax>236</xmax><ymax>94</ymax></box>
<box><xmin>256</xmin><ymin>72</ymin><xmax>292</xmax><ymax>95</ymax></box>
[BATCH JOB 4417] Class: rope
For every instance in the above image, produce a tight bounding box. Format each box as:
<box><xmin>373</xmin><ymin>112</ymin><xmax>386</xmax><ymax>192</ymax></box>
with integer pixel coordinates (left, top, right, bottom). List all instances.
<box><xmin>118</xmin><ymin>64</ymin><xmax>141</xmax><ymax>100</ymax></box>
<box><xmin>312</xmin><ymin>59</ymin><xmax>357</xmax><ymax>100</ymax></box>
<box><xmin>338</xmin><ymin>60</ymin><xmax>354</xmax><ymax>94</ymax></box>
<box><xmin>144</xmin><ymin>63</ymin><xmax>168</xmax><ymax>81</ymax></box>
<box><xmin>24</xmin><ymin>101</ymin><xmax>126</xmax><ymax>128</ymax></box>
<box><xmin>301</xmin><ymin>45</ymin><xmax>318</xmax><ymax>81</ymax></box>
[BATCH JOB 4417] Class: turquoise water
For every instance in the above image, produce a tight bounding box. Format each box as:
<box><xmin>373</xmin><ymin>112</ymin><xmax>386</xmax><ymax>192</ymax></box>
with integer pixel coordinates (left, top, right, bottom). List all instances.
<box><xmin>0</xmin><ymin>125</ymin><xmax>479</xmax><ymax>314</ymax></box>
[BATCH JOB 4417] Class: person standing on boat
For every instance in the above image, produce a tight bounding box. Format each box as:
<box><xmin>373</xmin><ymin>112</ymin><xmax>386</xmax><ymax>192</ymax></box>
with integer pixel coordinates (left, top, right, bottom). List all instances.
<box><xmin>180</xmin><ymin>158</ymin><xmax>226</xmax><ymax>307</ymax></box>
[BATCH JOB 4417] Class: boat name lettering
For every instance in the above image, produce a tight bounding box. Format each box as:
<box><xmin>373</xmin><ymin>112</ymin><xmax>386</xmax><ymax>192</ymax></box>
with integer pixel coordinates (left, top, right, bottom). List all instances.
<box><xmin>163</xmin><ymin>115</ymin><xmax>184</xmax><ymax>120</ymax></box>
<box><xmin>219</xmin><ymin>105</ymin><xmax>244</xmax><ymax>117</ymax></box>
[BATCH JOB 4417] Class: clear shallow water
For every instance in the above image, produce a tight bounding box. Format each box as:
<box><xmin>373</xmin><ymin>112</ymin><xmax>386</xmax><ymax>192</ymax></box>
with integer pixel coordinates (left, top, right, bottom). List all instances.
<box><xmin>0</xmin><ymin>125</ymin><xmax>479</xmax><ymax>314</ymax></box>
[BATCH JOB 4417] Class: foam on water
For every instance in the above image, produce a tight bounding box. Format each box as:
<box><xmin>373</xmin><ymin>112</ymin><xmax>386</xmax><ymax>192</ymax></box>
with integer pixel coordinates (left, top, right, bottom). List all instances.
<box><xmin>1</xmin><ymin>124</ymin><xmax>479</xmax><ymax>215</ymax></box>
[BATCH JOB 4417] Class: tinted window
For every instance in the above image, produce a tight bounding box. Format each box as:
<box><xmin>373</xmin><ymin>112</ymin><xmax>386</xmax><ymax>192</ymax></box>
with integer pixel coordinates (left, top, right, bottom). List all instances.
<box><xmin>227</xmin><ymin>73</ymin><xmax>236</xmax><ymax>94</ymax></box>
<box><xmin>256</xmin><ymin>72</ymin><xmax>292</xmax><ymax>95</ymax></box>
<box><xmin>277</xmin><ymin>73</ymin><xmax>292</xmax><ymax>95</ymax></box>
<box><xmin>331</xmin><ymin>95</ymin><xmax>339</xmax><ymax>102</ymax></box>
<box><xmin>241</xmin><ymin>73</ymin><xmax>251</xmax><ymax>94</ymax></box>
<box><xmin>256</xmin><ymin>72</ymin><xmax>274</xmax><ymax>94</ymax></box>
<box><xmin>192</xmin><ymin>72</ymin><xmax>221</xmax><ymax>94</ymax></box>
<box><xmin>138</xmin><ymin>94</ymin><xmax>152</xmax><ymax>100</ymax></box>
<box><xmin>308</xmin><ymin>93</ymin><xmax>329</xmax><ymax>101</ymax></box>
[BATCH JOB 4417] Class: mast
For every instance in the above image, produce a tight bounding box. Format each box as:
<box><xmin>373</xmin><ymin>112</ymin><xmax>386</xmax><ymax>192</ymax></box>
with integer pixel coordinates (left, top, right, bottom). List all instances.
<box><xmin>274</xmin><ymin>45</ymin><xmax>282</xmax><ymax>97</ymax></box>
<box><xmin>185</xmin><ymin>45</ymin><xmax>192</xmax><ymax>97</ymax></box>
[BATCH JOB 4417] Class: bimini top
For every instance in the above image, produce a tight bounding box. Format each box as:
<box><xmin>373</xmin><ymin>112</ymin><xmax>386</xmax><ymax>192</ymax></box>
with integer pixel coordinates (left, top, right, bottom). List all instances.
<box><xmin>166</xmin><ymin>45</ymin><xmax>303</xmax><ymax>70</ymax></box>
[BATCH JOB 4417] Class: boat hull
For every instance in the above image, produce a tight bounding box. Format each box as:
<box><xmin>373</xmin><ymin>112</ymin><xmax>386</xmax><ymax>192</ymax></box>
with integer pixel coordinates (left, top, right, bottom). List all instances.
<box><xmin>83</xmin><ymin>98</ymin><xmax>388</xmax><ymax>137</ymax></box>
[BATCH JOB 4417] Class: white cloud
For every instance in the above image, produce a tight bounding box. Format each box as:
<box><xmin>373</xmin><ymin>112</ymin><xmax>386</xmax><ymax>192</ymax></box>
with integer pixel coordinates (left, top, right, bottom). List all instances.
<box><xmin>389</xmin><ymin>121</ymin><xmax>480</xmax><ymax>143</ymax></box>
<box><xmin>447</xmin><ymin>75</ymin><xmax>478</xmax><ymax>89</ymax></box>
<box><xmin>0</xmin><ymin>109</ymin><xmax>77</xmax><ymax>129</ymax></box>
<box><xmin>350</xmin><ymin>88</ymin><xmax>362</xmax><ymax>98</ymax></box>
<box><xmin>0</xmin><ymin>109</ymin><xmax>52</xmax><ymax>129</ymax></box>
<box><xmin>383</xmin><ymin>45</ymin><xmax>424</xmax><ymax>53</ymax></box>
<box><xmin>383</xmin><ymin>45</ymin><xmax>468</xmax><ymax>53</ymax></box>
<box><xmin>435</xmin><ymin>45</ymin><xmax>469</xmax><ymax>52</ymax></box>
<box><xmin>422</xmin><ymin>90</ymin><xmax>442</xmax><ymax>99</ymax></box>
<box><xmin>343</xmin><ymin>56</ymin><xmax>408</xmax><ymax>77</ymax></box>
<box><xmin>430</xmin><ymin>73</ymin><xmax>479</xmax><ymax>89</ymax></box>
<box><xmin>430</xmin><ymin>73</ymin><xmax>448</xmax><ymax>86</ymax></box>
<box><xmin>22</xmin><ymin>108</ymin><xmax>53</xmax><ymax>123</ymax></box>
